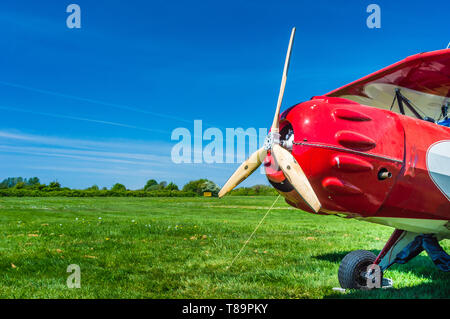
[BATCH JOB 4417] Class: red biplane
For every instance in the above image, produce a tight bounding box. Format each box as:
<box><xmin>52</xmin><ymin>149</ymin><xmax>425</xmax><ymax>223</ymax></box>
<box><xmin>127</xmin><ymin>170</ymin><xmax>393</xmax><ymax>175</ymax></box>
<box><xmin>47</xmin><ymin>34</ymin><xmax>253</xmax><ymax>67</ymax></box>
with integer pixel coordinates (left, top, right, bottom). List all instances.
<box><xmin>219</xmin><ymin>28</ymin><xmax>450</xmax><ymax>289</ymax></box>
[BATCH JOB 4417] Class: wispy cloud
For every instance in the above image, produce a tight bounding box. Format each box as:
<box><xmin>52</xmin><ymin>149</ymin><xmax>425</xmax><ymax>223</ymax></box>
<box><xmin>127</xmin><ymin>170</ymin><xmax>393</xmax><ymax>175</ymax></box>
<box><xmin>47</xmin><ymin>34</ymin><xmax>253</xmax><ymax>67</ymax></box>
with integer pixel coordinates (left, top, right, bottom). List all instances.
<box><xmin>0</xmin><ymin>81</ymin><xmax>193</xmax><ymax>125</ymax></box>
<box><xmin>25</xmin><ymin>166</ymin><xmax>166</xmax><ymax>177</ymax></box>
<box><xmin>0</xmin><ymin>145</ymin><xmax>168</xmax><ymax>167</ymax></box>
<box><xmin>0</xmin><ymin>130</ymin><xmax>171</xmax><ymax>163</ymax></box>
<box><xmin>0</xmin><ymin>104</ymin><xmax>170</xmax><ymax>134</ymax></box>
<box><xmin>0</xmin><ymin>130</ymin><xmax>162</xmax><ymax>151</ymax></box>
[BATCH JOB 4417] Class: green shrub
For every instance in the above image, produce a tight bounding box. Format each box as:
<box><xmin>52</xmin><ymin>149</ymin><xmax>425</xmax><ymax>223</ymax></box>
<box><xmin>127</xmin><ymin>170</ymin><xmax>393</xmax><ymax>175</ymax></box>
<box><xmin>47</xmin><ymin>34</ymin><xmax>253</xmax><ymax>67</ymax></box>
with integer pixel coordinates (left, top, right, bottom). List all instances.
<box><xmin>0</xmin><ymin>189</ymin><xmax>196</xmax><ymax>198</ymax></box>
<box><xmin>111</xmin><ymin>183</ymin><xmax>126</xmax><ymax>192</ymax></box>
<box><xmin>182</xmin><ymin>179</ymin><xmax>220</xmax><ymax>196</ymax></box>
<box><xmin>230</xmin><ymin>184</ymin><xmax>277</xmax><ymax>196</ymax></box>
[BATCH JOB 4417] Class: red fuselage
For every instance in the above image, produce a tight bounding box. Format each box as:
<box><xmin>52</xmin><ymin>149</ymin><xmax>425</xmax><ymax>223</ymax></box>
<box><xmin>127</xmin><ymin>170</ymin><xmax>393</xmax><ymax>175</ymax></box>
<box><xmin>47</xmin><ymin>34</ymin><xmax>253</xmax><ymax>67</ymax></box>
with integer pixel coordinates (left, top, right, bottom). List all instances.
<box><xmin>265</xmin><ymin>97</ymin><xmax>450</xmax><ymax>222</ymax></box>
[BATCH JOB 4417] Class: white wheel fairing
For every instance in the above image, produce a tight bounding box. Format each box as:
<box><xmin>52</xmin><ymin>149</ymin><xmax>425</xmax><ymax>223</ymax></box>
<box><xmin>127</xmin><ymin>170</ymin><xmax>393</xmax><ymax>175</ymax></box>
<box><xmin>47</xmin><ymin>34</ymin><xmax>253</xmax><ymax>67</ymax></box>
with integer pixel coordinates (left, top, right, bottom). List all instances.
<box><xmin>427</xmin><ymin>141</ymin><xmax>450</xmax><ymax>201</ymax></box>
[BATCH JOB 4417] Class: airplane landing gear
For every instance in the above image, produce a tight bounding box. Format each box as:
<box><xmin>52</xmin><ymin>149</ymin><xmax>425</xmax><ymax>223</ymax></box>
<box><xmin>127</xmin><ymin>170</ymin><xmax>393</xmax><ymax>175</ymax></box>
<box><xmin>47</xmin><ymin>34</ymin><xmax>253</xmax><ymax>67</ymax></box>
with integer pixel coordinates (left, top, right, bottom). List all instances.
<box><xmin>338</xmin><ymin>229</ymin><xmax>450</xmax><ymax>290</ymax></box>
<box><xmin>338</xmin><ymin>250</ymin><xmax>379</xmax><ymax>289</ymax></box>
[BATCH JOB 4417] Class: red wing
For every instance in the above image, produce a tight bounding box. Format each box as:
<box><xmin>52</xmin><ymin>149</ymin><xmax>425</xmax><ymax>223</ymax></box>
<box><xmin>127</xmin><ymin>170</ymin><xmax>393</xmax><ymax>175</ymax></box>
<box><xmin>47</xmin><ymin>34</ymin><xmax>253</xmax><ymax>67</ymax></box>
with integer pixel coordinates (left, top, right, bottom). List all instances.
<box><xmin>325</xmin><ymin>48</ymin><xmax>450</xmax><ymax>120</ymax></box>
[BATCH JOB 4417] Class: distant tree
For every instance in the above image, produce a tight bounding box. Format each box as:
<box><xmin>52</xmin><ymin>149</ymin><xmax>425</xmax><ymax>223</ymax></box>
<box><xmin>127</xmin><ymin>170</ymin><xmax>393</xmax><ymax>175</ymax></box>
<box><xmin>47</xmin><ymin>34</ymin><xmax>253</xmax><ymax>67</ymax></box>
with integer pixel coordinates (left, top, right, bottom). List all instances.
<box><xmin>229</xmin><ymin>184</ymin><xmax>277</xmax><ymax>196</ymax></box>
<box><xmin>201</xmin><ymin>180</ymin><xmax>220</xmax><ymax>197</ymax></box>
<box><xmin>27</xmin><ymin>177</ymin><xmax>40</xmax><ymax>186</ymax></box>
<box><xmin>86</xmin><ymin>185</ymin><xmax>99</xmax><ymax>191</ymax></box>
<box><xmin>165</xmin><ymin>182</ymin><xmax>179</xmax><ymax>191</ymax></box>
<box><xmin>48</xmin><ymin>181</ymin><xmax>61</xmax><ymax>190</ymax></box>
<box><xmin>111</xmin><ymin>183</ymin><xmax>126</xmax><ymax>192</ymax></box>
<box><xmin>14</xmin><ymin>182</ymin><xmax>26</xmax><ymax>189</ymax></box>
<box><xmin>159</xmin><ymin>181</ymin><xmax>167</xmax><ymax>189</ymax></box>
<box><xmin>0</xmin><ymin>179</ymin><xmax>7</xmax><ymax>189</ymax></box>
<box><xmin>0</xmin><ymin>177</ymin><xmax>24</xmax><ymax>188</ymax></box>
<box><xmin>0</xmin><ymin>177</ymin><xmax>41</xmax><ymax>189</ymax></box>
<box><xmin>14</xmin><ymin>177</ymin><xmax>24</xmax><ymax>187</ymax></box>
<box><xmin>182</xmin><ymin>179</ymin><xmax>219</xmax><ymax>196</ymax></box>
<box><xmin>182</xmin><ymin>179</ymin><xmax>208</xmax><ymax>195</ymax></box>
<box><xmin>144</xmin><ymin>179</ymin><xmax>158</xmax><ymax>191</ymax></box>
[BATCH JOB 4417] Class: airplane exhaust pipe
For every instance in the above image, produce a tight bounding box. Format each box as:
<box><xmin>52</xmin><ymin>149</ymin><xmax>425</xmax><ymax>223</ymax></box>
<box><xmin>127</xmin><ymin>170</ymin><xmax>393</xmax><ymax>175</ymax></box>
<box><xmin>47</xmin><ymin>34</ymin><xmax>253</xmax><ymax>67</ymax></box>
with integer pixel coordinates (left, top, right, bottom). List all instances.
<box><xmin>378</xmin><ymin>169</ymin><xmax>392</xmax><ymax>180</ymax></box>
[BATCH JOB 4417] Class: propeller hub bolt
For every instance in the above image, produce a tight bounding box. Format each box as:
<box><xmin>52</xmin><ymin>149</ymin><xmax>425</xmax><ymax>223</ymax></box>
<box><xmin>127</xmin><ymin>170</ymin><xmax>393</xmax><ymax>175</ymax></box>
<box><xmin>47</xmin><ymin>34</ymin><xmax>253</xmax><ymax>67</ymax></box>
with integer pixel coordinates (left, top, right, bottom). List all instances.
<box><xmin>264</xmin><ymin>132</ymin><xmax>280</xmax><ymax>150</ymax></box>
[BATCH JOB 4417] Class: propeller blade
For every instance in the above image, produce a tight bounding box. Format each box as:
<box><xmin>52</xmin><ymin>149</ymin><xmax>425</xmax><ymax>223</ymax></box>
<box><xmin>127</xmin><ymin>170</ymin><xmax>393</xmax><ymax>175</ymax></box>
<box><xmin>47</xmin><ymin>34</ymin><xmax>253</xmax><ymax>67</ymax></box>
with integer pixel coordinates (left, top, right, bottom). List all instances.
<box><xmin>218</xmin><ymin>147</ymin><xmax>268</xmax><ymax>198</ymax></box>
<box><xmin>272</xmin><ymin>144</ymin><xmax>321</xmax><ymax>212</ymax></box>
<box><xmin>271</xmin><ymin>27</ymin><xmax>296</xmax><ymax>133</ymax></box>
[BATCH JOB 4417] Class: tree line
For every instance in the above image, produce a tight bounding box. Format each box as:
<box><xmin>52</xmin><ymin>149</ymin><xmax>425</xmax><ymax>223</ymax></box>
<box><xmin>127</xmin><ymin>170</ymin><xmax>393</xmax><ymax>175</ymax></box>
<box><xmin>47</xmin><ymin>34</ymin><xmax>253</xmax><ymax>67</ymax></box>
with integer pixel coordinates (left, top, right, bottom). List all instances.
<box><xmin>0</xmin><ymin>177</ymin><xmax>277</xmax><ymax>197</ymax></box>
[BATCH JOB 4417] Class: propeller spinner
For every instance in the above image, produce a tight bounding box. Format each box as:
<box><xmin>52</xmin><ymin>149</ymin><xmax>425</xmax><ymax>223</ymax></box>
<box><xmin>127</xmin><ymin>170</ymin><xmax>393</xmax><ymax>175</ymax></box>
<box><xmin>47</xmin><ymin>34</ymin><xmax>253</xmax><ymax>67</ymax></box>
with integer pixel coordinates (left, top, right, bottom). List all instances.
<box><xmin>218</xmin><ymin>27</ymin><xmax>321</xmax><ymax>213</ymax></box>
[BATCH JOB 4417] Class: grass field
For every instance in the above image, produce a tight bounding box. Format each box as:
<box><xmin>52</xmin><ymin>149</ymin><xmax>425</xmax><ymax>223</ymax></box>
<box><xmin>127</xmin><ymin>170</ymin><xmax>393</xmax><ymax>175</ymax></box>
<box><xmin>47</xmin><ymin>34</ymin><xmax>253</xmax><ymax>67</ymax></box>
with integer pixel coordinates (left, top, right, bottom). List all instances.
<box><xmin>0</xmin><ymin>196</ymin><xmax>448</xmax><ymax>299</ymax></box>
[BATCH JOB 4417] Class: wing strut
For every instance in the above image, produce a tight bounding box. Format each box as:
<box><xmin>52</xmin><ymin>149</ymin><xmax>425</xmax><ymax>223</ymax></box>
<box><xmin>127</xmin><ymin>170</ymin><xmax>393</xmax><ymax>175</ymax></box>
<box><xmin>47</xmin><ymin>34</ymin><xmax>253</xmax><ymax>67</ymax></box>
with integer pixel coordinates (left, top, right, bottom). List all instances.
<box><xmin>394</xmin><ymin>89</ymin><xmax>436</xmax><ymax>123</ymax></box>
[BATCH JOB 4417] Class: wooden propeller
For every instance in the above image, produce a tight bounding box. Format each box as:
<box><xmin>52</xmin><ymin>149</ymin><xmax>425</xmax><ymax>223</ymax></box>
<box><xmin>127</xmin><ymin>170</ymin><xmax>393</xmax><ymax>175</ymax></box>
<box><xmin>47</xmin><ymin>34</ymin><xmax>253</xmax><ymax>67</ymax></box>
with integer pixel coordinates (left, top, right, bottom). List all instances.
<box><xmin>218</xmin><ymin>147</ymin><xmax>267</xmax><ymax>198</ymax></box>
<box><xmin>271</xmin><ymin>27</ymin><xmax>296</xmax><ymax>133</ymax></box>
<box><xmin>271</xmin><ymin>144</ymin><xmax>321</xmax><ymax>212</ymax></box>
<box><xmin>218</xmin><ymin>27</ymin><xmax>321</xmax><ymax>213</ymax></box>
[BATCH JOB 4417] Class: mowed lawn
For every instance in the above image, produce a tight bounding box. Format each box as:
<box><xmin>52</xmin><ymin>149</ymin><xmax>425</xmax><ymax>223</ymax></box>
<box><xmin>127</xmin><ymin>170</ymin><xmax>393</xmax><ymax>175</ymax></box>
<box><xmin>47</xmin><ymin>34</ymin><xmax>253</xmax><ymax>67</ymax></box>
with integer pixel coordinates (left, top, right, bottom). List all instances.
<box><xmin>0</xmin><ymin>196</ymin><xmax>448</xmax><ymax>299</ymax></box>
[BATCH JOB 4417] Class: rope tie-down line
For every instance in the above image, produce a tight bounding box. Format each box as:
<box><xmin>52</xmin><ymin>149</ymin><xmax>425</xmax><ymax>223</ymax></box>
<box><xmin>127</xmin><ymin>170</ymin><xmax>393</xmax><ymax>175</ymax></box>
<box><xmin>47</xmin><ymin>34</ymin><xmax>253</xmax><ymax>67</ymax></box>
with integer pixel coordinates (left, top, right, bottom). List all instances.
<box><xmin>227</xmin><ymin>195</ymin><xmax>281</xmax><ymax>270</ymax></box>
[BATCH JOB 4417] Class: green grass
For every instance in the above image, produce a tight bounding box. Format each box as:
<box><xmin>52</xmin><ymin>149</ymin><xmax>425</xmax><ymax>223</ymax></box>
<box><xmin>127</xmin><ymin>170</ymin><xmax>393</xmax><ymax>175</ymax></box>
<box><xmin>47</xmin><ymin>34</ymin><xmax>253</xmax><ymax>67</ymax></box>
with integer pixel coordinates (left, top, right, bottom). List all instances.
<box><xmin>0</xmin><ymin>196</ymin><xmax>448</xmax><ymax>298</ymax></box>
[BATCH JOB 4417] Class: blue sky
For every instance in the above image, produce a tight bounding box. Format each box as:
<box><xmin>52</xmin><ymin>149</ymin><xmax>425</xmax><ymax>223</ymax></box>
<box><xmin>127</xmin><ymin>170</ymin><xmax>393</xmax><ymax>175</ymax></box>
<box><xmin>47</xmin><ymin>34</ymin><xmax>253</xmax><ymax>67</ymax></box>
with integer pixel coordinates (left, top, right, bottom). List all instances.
<box><xmin>0</xmin><ymin>0</ymin><xmax>448</xmax><ymax>189</ymax></box>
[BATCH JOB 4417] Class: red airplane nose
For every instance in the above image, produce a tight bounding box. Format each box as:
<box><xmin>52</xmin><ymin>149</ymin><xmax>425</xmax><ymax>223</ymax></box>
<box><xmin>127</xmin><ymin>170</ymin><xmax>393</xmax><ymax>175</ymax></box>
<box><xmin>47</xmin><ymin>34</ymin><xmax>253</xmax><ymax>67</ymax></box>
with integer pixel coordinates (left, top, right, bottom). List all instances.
<box><xmin>264</xmin><ymin>153</ymin><xmax>284</xmax><ymax>183</ymax></box>
<box><xmin>266</xmin><ymin>97</ymin><xmax>449</xmax><ymax>221</ymax></box>
<box><xmin>264</xmin><ymin>151</ymin><xmax>326</xmax><ymax>214</ymax></box>
<box><xmin>266</xmin><ymin>97</ymin><xmax>404</xmax><ymax>216</ymax></box>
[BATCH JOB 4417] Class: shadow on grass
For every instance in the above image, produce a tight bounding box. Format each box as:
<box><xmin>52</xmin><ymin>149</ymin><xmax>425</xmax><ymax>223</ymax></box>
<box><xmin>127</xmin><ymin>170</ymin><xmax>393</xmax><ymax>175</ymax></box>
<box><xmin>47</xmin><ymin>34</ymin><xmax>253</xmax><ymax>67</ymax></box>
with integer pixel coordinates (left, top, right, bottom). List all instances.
<box><xmin>313</xmin><ymin>250</ymin><xmax>450</xmax><ymax>298</ymax></box>
<box><xmin>313</xmin><ymin>249</ymin><xmax>443</xmax><ymax>276</ymax></box>
<box><xmin>313</xmin><ymin>250</ymin><xmax>379</xmax><ymax>263</ymax></box>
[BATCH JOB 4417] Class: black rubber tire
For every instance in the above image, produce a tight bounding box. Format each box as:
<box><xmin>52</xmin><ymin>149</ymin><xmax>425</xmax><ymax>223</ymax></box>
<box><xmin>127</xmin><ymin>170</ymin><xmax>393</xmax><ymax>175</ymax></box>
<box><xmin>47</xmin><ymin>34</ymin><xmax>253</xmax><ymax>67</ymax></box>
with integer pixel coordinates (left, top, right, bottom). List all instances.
<box><xmin>338</xmin><ymin>250</ymin><xmax>378</xmax><ymax>289</ymax></box>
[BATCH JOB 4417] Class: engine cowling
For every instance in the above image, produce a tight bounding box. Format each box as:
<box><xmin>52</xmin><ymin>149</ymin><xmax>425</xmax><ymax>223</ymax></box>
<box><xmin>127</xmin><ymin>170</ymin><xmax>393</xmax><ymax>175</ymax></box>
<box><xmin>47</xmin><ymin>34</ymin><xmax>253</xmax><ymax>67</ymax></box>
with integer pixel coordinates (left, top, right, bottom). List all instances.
<box><xmin>265</xmin><ymin>96</ymin><xmax>450</xmax><ymax>221</ymax></box>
